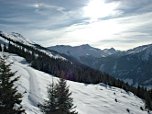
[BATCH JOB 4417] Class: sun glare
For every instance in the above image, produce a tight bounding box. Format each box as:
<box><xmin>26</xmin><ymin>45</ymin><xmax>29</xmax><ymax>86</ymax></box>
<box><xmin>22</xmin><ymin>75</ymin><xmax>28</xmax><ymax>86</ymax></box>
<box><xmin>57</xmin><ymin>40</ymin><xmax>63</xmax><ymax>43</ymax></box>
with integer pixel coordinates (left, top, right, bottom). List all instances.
<box><xmin>83</xmin><ymin>0</ymin><xmax>119</xmax><ymax>21</ymax></box>
<box><xmin>34</xmin><ymin>3</ymin><xmax>40</xmax><ymax>8</ymax></box>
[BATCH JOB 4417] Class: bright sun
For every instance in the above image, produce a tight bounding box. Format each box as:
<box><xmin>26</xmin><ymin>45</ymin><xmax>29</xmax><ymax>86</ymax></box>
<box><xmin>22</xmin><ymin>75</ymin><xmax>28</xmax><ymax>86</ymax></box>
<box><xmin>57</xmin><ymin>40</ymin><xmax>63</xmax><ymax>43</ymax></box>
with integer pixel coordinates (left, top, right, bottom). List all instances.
<box><xmin>83</xmin><ymin>0</ymin><xmax>119</xmax><ymax>21</ymax></box>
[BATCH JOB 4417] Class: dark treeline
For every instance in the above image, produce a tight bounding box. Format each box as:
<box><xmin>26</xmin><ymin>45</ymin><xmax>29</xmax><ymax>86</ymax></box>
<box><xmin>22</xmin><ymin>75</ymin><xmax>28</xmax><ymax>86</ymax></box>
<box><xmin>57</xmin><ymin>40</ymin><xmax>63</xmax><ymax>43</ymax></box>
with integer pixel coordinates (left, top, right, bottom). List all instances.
<box><xmin>0</xmin><ymin>34</ymin><xmax>151</xmax><ymax>111</ymax></box>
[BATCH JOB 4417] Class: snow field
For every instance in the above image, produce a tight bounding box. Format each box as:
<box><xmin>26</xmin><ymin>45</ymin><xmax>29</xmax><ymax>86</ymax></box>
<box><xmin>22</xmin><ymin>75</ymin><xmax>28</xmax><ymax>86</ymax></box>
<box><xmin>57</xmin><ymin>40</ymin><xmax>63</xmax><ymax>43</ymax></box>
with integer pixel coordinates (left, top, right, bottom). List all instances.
<box><xmin>2</xmin><ymin>52</ymin><xmax>150</xmax><ymax>114</ymax></box>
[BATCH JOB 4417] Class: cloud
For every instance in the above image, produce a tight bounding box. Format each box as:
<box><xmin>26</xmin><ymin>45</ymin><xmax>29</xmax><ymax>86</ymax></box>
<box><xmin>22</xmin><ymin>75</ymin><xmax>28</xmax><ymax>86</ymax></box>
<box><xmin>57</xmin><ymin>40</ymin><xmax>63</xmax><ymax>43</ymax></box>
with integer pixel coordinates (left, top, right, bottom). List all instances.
<box><xmin>0</xmin><ymin>0</ymin><xmax>88</xmax><ymax>29</ymax></box>
<box><xmin>0</xmin><ymin>0</ymin><xmax>152</xmax><ymax>50</ymax></box>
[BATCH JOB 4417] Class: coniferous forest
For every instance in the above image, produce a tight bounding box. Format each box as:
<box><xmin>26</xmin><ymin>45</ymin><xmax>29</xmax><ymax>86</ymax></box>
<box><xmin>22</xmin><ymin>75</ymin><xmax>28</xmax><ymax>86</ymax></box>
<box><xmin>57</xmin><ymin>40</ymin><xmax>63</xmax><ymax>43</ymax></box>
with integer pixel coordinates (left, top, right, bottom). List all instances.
<box><xmin>0</xmin><ymin>34</ymin><xmax>152</xmax><ymax>111</ymax></box>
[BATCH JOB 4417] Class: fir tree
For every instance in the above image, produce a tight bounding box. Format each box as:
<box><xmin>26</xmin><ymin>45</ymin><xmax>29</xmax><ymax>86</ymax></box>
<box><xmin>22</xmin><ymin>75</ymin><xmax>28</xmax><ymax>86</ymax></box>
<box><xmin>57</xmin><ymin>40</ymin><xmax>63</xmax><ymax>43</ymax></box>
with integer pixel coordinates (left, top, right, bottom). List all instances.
<box><xmin>40</xmin><ymin>72</ymin><xmax>78</xmax><ymax>114</ymax></box>
<box><xmin>40</xmin><ymin>81</ymin><xmax>58</xmax><ymax>114</ymax></box>
<box><xmin>55</xmin><ymin>72</ymin><xmax>78</xmax><ymax>114</ymax></box>
<box><xmin>0</xmin><ymin>56</ymin><xmax>25</xmax><ymax>114</ymax></box>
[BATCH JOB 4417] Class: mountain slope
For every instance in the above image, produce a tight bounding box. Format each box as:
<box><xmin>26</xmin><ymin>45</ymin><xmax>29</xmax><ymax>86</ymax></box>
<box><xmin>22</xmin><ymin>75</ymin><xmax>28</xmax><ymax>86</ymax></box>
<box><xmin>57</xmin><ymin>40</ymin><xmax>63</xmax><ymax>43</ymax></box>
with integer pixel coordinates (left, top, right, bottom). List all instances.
<box><xmin>97</xmin><ymin>44</ymin><xmax>152</xmax><ymax>87</ymax></box>
<box><xmin>0</xmin><ymin>31</ymin><xmax>124</xmax><ymax>85</ymax></box>
<box><xmin>0</xmin><ymin>31</ymin><xmax>66</xmax><ymax>60</ymax></box>
<box><xmin>49</xmin><ymin>44</ymin><xmax>152</xmax><ymax>87</ymax></box>
<box><xmin>0</xmin><ymin>31</ymin><xmax>34</xmax><ymax>46</ymax></box>
<box><xmin>2</xmin><ymin>52</ymin><xmax>149</xmax><ymax>114</ymax></box>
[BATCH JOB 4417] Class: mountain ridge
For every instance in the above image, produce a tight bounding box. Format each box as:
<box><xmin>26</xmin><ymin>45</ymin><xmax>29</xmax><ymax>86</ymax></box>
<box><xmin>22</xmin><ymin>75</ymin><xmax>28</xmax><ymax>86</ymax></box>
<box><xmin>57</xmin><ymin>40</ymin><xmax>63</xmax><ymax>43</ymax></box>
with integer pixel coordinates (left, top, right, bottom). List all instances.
<box><xmin>49</xmin><ymin>43</ymin><xmax>152</xmax><ymax>87</ymax></box>
<box><xmin>48</xmin><ymin>44</ymin><xmax>118</xmax><ymax>60</ymax></box>
<box><xmin>0</xmin><ymin>31</ymin><xmax>152</xmax><ymax>112</ymax></box>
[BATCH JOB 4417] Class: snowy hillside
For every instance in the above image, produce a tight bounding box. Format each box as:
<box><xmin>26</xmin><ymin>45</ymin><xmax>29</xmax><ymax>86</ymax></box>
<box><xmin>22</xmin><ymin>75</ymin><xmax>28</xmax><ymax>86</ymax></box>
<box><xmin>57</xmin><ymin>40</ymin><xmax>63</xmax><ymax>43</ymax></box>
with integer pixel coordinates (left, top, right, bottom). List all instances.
<box><xmin>2</xmin><ymin>52</ymin><xmax>149</xmax><ymax>114</ymax></box>
<box><xmin>0</xmin><ymin>31</ymin><xmax>34</xmax><ymax>46</ymax></box>
<box><xmin>0</xmin><ymin>31</ymin><xmax>66</xmax><ymax>60</ymax></box>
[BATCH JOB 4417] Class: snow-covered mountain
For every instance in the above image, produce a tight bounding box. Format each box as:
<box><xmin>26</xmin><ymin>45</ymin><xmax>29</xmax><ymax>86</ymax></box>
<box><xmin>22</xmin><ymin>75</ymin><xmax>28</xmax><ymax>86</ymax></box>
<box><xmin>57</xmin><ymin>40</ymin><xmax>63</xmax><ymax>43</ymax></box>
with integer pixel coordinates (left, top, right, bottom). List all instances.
<box><xmin>126</xmin><ymin>44</ymin><xmax>152</xmax><ymax>54</ymax></box>
<box><xmin>2</xmin><ymin>52</ymin><xmax>149</xmax><ymax>114</ymax></box>
<box><xmin>98</xmin><ymin>43</ymin><xmax>152</xmax><ymax>87</ymax></box>
<box><xmin>0</xmin><ymin>31</ymin><xmax>151</xmax><ymax>113</ymax></box>
<box><xmin>0</xmin><ymin>31</ymin><xmax>66</xmax><ymax>60</ymax></box>
<box><xmin>49</xmin><ymin>44</ymin><xmax>152</xmax><ymax>88</ymax></box>
<box><xmin>103</xmin><ymin>48</ymin><xmax>117</xmax><ymax>55</ymax></box>
<box><xmin>0</xmin><ymin>31</ymin><xmax>34</xmax><ymax>46</ymax></box>
<box><xmin>125</xmin><ymin>43</ymin><xmax>152</xmax><ymax>61</ymax></box>
<box><xmin>48</xmin><ymin>44</ymin><xmax>118</xmax><ymax>60</ymax></box>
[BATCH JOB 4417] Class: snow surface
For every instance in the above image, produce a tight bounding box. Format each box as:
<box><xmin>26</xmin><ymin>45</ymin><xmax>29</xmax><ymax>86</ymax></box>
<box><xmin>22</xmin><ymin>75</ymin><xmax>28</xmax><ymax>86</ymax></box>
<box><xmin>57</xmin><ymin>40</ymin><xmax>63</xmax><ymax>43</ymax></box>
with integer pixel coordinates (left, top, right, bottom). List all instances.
<box><xmin>1</xmin><ymin>52</ymin><xmax>151</xmax><ymax>114</ymax></box>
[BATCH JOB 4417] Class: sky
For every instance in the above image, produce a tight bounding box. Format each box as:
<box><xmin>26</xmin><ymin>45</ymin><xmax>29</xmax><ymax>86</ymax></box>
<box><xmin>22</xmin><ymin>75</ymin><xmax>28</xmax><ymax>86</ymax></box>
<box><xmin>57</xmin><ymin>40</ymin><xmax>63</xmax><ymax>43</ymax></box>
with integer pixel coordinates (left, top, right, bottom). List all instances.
<box><xmin>0</xmin><ymin>0</ymin><xmax>152</xmax><ymax>50</ymax></box>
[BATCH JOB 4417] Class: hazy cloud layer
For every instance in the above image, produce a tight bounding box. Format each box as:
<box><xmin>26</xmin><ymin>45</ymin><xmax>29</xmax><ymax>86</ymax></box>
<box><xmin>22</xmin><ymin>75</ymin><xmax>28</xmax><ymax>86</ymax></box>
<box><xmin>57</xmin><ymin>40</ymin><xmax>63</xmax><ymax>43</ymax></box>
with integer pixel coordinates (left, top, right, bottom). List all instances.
<box><xmin>0</xmin><ymin>0</ymin><xmax>152</xmax><ymax>50</ymax></box>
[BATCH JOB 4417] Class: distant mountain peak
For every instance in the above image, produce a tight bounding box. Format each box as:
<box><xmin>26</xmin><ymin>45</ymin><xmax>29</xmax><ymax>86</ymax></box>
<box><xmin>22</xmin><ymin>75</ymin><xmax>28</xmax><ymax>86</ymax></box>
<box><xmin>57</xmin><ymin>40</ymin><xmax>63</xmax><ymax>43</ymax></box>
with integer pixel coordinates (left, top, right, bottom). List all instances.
<box><xmin>102</xmin><ymin>47</ymin><xmax>117</xmax><ymax>55</ymax></box>
<box><xmin>104</xmin><ymin>47</ymin><xmax>115</xmax><ymax>51</ymax></box>
<box><xmin>80</xmin><ymin>44</ymin><xmax>91</xmax><ymax>47</ymax></box>
<box><xmin>109</xmin><ymin>47</ymin><xmax>115</xmax><ymax>51</ymax></box>
<box><xmin>75</xmin><ymin>44</ymin><xmax>92</xmax><ymax>49</ymax></box>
